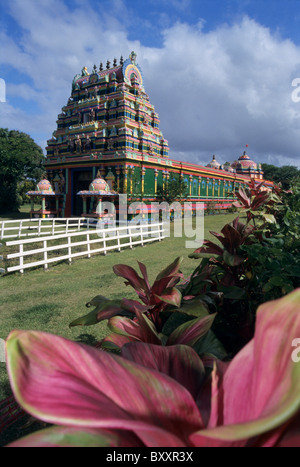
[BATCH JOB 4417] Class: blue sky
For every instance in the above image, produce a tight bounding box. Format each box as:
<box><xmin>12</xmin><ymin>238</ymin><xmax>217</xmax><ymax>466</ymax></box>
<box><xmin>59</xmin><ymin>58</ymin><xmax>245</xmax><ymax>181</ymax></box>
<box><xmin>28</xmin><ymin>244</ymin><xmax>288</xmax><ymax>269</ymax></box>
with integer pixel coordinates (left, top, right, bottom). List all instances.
<box><xmin>1</xmin><ymin>0</ymin><xmax>300</xmax><ymax>168</ymax></box>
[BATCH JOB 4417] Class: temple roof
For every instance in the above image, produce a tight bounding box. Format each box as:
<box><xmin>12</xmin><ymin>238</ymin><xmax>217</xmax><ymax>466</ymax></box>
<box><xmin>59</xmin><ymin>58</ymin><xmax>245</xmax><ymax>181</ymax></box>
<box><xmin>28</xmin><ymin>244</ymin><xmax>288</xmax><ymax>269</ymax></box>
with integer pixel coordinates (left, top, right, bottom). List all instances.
<box><xmin>72</xmin><ymin>52</ymin><xmax>144</xmax><ymax>91</ymax></box>
<box><xmin>232</xmin><ymin>151</ymin><xmax>258</xmax><ymax>170</ymax></box>
<box><xmin>206</xmin><ymin>155</ymin><xmax>221</xmax><ymax>169</ymax></box>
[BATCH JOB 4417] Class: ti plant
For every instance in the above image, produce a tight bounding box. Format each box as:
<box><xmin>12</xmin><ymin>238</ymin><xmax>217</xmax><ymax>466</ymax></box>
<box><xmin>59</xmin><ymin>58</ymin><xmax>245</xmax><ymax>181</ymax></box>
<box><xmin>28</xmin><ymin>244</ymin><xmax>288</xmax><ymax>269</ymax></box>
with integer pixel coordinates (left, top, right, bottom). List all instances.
<box><xmin>232</xmin><ymin>180</ymin><xmax>278</xmax><ymax>225</ymax></box>
<box><xmin>70</xmin><ymin>257</ymin><xmax>184</xmax><ymax>332</ymax></box>
<box><xmin>5</xmin><ymin>290</ymin><xmax>300</xmax><ymax>447</ymax></box>
<box><xmin>70</xmin><ymin>257</ymin><xmax>227</xmax><ymax>361</ymax></box>
<box><xmin>187</xmin><ymin>216</ymin><xmax>258</xmax><ymax>355</ymax></box>
<box><xmin>186</xmin><ymin>180</ymin><xmax>300</xmax><ymax>355</ymax></box>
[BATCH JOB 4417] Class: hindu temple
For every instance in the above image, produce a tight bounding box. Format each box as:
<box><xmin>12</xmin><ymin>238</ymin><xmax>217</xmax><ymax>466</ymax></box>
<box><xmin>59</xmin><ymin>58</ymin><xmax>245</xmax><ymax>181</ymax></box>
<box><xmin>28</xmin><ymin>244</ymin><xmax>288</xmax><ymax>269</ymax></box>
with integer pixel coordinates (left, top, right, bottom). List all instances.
<box><xmin>38</xmin><ymin>51</ymin><xmax>271</xmax><ymax>219</ymax></box>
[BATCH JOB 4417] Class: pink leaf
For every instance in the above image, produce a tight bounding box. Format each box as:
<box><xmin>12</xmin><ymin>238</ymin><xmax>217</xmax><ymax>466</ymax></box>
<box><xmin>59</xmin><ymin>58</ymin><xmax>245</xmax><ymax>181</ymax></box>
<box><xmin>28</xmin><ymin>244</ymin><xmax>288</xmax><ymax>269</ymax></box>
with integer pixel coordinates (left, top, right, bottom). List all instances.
<box><xmin>113</xmin><ymin>264</ymin><xmax>147</xmax><ymax>299</ymax></box>
<box><xmin>151</xmin><ymin>275</ymin><xmax>181</xmax><ymax>297</ymax></box>
<box><xmin>121</xmin><ymin>298</ymin><xmax>148</xmax><ymax>314</ymax></box>
<box><xmin>154</xmin><ymin>288</ymin><xmax>182</xmax><ymax>308</ymax></box>
<box><xmin>8</xmin><ymin>426</ymin><xmax>144</xmax><ymax>447</ymax></box>
<box><xmin>108</xmin><ymin>313</ymin><xmax>161</xmax><ymax>345</ymax></box>
<box><xmin>193</xmin><ymin>240</ymin><xmax>223</xmax><ymax>256</ymax></box>
<box><xmin>138</xmin><ymin>262</ymin><xmax>151</xmax><ymax>297</ymax></box>
<box><xmin>101</xmin><ymin>333</ymin><xmax>140</xmax><ymax>351</ymax></box>
<box><xmin>166</xmin><ymin>314</ymin><xmax>216</xmax><ymax>346</ymax></box>
<box><xmin>121</xmin><ymin>343</ymin><xmax>206</xmax><ymax>402</ymax></box>
<box><xmin>6</xmin><ymin>330</ymin><xmax>202</xmax><ymax>446</ymax></box>
<box><xmin>192</xmin><ymin>289</ymin><xmax>300</xmax><ymax>443</ymax></box>
<box><xmin>155</xmin><ymin>257</ymin><xmax>184</xmax><ymax>282</ymax></box>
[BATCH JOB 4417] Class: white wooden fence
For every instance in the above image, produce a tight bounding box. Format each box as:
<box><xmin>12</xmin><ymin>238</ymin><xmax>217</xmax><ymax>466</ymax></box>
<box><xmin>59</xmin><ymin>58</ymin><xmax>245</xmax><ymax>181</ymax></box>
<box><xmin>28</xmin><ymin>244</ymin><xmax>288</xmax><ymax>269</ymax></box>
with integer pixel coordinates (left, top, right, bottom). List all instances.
<box><xmin>2</xmin><ymin>222</ymin><xmax>165</xmax><ymax>274</ymax></box>
<box><xmin>0</xmin><ymin>217</ymin><xmax>97</xmax><ymax>240</ymax></box>
<box><xmin>0</xmin><ymin>243</ymin><xmax>4</xmax><ymax>274</ymax></box>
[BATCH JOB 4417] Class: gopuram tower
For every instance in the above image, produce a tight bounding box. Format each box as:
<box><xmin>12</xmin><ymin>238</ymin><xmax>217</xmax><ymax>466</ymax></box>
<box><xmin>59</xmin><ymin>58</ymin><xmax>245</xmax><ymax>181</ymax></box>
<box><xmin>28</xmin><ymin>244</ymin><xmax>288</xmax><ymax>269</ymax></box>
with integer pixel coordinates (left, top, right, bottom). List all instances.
<box><xmin>45</xmin><ymin>52</ymin><xmax>169</xmax><ymax>216</ymax></box>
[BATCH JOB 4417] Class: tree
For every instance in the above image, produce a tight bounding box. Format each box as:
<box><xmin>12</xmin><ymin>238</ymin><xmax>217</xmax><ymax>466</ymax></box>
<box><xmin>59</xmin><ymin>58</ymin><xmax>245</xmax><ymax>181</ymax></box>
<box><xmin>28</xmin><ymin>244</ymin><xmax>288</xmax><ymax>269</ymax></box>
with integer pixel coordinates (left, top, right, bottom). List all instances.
<box><xmin>0</xmin><ymin>128</ymin><xmax>45</xmax><ymax>213</ymax></box>
<box><xmin>156</xmin><ymin>175</ymin><xmax>188</xmax><ymax>204</ymax></box>
<box><xmin>261</xmin><ymin>163</ymin><xmax>300</xmax><ymax>189</ymax></box>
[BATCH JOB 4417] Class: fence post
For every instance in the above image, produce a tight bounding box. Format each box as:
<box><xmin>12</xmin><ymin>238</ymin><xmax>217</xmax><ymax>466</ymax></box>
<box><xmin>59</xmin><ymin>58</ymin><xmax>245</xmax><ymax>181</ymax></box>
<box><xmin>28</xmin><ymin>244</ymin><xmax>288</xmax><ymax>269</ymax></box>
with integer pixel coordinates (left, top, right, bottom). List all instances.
<box><xmin>43</xmin><ymin>240</ymin><xmax>48</xmax><ymax>270</ymax></box>
<box><xmin>87</xmin><ymin>233</ymin><xmax>91</xmax><ymax>258</ymax></box>
<box><xmin>140</xmin><ymin>224</ymin><xmax>144</xmax><ymax>247</ymax></box>
<box><xmin>158</xmin><ymin>222</ymin><xmax>162</xmax><ymax>241</ymax></box>
<box><xmin>38</xmin><ymin>219</ymin><xmax>41</xmax><ymax>236</ymax></box>
<box><xmin>0</xmin><ymin>222</ymin><xmax>4</xmax><ymax>240</ymax></box>
<box><xmin>66</xmin><ymin>218</ymin><xmax>69</xmax><ymax>234</ymax></box>
<box><xmin>19</xmin><ymin>244</ymin><xmax>24</xmax><ymax>274</ymax></box>
<box><xmin>52</xmin><ymin>219</ymin><xmax>55</xmax><ymax>236</ymax></box>
<box><xmin>129</xmin><ymin>226</ymin><xmax>133</xmax><ymax>249</ymax></box>
<box><xmin>103</xmin><ymin>231</ymin><xmax>107</xmax><ymax>255</ymax></box>
<box><xmin>68</xmin><ymin>235</ymin><xmax>72</xmax><ymax>263</ymax></box>
<box><xmin>18</xmin><ymin>220</ymin><xmax>23</xmax><ymax>238</ymax></box>
<box><xmin>117</xmin><ymin>229</ymin><xmax>121</xmax><ymax>252</ymax></box>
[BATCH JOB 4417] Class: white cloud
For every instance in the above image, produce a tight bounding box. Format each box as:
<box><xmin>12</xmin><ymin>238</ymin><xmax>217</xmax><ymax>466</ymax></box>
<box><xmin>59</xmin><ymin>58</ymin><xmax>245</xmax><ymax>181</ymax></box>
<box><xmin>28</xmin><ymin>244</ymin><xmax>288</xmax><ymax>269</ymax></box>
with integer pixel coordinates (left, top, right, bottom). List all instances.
<box><xmin>1</xmin><ymin>1</ymin><xmax>300</xmax><ymax>167</ymax></box>
<box><xmin>141</xmin><ymin>18</ymin><xmax>300</xmax><ymax>166</ymax></box>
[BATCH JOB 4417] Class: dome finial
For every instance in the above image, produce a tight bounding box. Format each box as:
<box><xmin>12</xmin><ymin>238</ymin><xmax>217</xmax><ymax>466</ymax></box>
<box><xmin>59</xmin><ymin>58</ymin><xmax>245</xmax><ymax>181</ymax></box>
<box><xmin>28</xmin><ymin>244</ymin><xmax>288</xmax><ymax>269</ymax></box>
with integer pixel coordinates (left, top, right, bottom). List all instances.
<box><xmin>206</xmin><ymin>154</ymin><xmax>220</xmax><ymax>169</ymax></box>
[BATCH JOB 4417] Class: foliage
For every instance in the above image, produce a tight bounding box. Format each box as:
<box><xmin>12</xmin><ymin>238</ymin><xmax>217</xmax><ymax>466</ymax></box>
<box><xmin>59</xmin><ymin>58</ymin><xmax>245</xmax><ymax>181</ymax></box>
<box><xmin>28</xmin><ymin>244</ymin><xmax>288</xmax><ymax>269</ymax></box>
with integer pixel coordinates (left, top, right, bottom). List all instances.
<box><xmin>205</xmin><ymin>201</ymin><xmax>218</xmax><ymax>215</ymax></box>
<box><xmin>261</xmin><ymin>163</ymin><xmax>300</xmax><ymax>189</ymax></box>
<box><xmin>186</xmin><ymin>180</ymin><xmax>300</xmax><ymax>355</ymax></box>
<box><xmin>156</xmin><ymin>175</ymin><xmax>188</xmax><ymax>204</ymax></box>
<box><xmin>69</xmin><ymin>178</ymin><xmax>300</xmax><ymax>358</ymax></box>
<box><xmin>241</xmin><ymin>235</ymin><xmax>300</xmax><ymax>300</ymax></box>
<box><xmin>5</xmin><ymin>290</ymin><xmax>300</xmax><ymax>447</ymax></box>
<box><xmin>232</xmin><ymin>180</ymin><xmax>277</xmax><ymax>224</ymax></box>
<box><xmin>0</xmin><ymin>128</ymin><xmax>44</xmax><ymax>213</ymax></box>
<box><xmin>70</xmin><ymin>257</ymin><xmax>227</xmax><ymax>360</ymax></box>
<box><xmin>70</xmin><ymin>257</ymin><xmax>184</xmax><ymax>331</ymax></box>
<box><xmin>17</xmin><ymin>179</ymin><xmax>36</xmax><ymax>205</ymax></box>
<box><xmin>285</xmin><ymin>175</ymin><xmax>300</xmax><ymax>214</ymax></box>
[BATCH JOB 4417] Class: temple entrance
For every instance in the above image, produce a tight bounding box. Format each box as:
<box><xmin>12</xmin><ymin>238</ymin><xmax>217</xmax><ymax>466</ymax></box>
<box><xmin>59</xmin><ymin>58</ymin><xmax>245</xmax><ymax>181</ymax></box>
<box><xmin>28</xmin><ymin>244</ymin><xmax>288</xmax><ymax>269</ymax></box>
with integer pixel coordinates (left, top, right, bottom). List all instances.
<box><xmin>72</xmin><ymin>169</ymin><xmax>93</xmax><ymax>216</ymax></box>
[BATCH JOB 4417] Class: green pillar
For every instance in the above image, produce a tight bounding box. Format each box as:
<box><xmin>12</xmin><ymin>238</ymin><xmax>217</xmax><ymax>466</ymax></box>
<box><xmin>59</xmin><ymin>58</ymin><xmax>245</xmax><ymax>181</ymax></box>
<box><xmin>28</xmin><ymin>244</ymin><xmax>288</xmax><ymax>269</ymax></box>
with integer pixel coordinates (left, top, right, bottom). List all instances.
<box><xmin>55</xmin><ymin>196</ymin><xmax>59</xmax><ymax>216</ymax></box>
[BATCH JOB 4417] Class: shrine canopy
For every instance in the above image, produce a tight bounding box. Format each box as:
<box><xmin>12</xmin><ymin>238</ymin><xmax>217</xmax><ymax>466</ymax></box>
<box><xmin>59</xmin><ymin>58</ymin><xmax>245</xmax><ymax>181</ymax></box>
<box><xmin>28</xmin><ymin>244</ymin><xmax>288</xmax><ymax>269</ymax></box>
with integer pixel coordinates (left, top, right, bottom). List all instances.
<box><xmin>77</xmin><ymin>173</ymin><xmax>117</xmax><ymax>219</ymax></box>
<box><xmin>27</xmin><ymin>178</ymin><xmax>56</xmax><ymax>196</ymax></box>
<box><xmin>26</xmin><ymin>177</ymin><xmax>62</xmax><ymax>218</ymax></box>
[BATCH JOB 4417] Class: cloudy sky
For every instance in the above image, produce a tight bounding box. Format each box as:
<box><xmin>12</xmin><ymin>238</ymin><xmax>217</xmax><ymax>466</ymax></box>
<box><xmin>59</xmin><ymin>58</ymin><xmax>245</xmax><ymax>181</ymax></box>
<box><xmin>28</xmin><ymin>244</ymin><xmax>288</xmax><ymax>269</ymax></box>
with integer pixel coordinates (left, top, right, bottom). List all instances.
<box><xmin>1</xmin><ymin>0</ymin><xmax>300</xmax><ymax>168</ymax></box>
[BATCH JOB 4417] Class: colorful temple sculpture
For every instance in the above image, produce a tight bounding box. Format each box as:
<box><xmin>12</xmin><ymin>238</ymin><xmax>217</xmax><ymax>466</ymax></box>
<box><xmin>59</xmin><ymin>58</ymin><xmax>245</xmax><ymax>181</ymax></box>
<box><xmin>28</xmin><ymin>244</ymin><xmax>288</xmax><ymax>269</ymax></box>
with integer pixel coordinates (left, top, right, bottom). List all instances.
<box><xmin>41</xmin><ymin>52</ymin><xmax>272</xmax><ymax>219</ymax></box>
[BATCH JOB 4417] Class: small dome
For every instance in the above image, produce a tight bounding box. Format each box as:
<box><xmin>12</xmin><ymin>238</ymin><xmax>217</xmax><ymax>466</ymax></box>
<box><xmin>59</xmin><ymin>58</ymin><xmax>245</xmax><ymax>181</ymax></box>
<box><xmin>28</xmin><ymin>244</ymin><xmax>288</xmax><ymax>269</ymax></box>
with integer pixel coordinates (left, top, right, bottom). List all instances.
<box><xmin>89</xmin><ymin>177</ymin><xmax>110</xmax><ymax>193</ymax></box>
<box><xmin>206</xmin><ymin>155</ymin><xmax>221</xmax><ymax>169</ymax></box>
<box><xmin>36</xmin><ymin>179</ymin><xmax>54</xmax><ymax>193</ymax></box>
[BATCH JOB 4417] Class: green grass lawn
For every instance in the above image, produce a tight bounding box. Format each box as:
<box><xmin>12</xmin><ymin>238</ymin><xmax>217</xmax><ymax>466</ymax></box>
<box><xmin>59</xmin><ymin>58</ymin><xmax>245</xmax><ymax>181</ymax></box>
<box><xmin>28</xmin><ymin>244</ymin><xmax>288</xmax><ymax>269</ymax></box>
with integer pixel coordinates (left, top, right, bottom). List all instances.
<box><xmin>0</xmin><ymin>206</ymin><xmax>238</xmax><ymax>405</ymax></box>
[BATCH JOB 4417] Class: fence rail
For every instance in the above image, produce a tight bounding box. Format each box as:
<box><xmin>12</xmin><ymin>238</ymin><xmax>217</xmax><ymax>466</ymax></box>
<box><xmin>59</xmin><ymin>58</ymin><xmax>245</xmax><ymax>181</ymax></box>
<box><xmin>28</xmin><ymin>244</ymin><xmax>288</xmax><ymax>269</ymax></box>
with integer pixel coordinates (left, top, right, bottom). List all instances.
<box><xmin>0</xmin><ymin>217</ymin><xmax>98</xmax><ymax>240</ymax></box>
<box><xmin>2</xmin><ymin>222</ymin><xmax>165</xmax><ymax>274</ymax></box>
